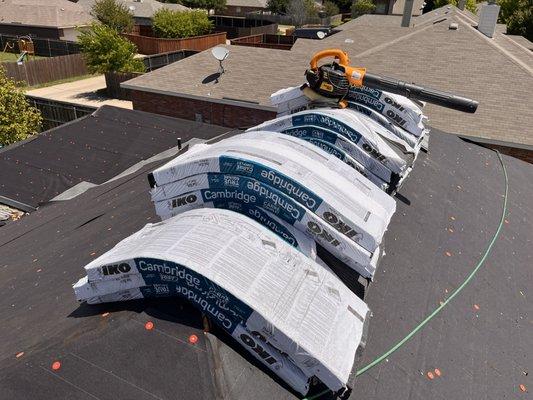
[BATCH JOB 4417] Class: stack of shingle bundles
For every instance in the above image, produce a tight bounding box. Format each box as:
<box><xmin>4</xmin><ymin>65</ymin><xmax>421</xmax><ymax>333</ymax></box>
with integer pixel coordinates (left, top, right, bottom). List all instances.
<box><xmin>73</xmin><ymin>208</ymin><xmax>370</xmax><ymax>399</ymax></box>
<box><xmin>246</xmin><ymin>108</ymin><xmax>417</xmax><ymax>193</ymax></box>
<box><xmin>148</xmin><ymin>132</ymin><xmax>396</xmax><ymax>279</ymax></box>
<box><xmin>346</xmin><ymin>85</ymin><xmax>428</xmax><ymax>139</ymax></box>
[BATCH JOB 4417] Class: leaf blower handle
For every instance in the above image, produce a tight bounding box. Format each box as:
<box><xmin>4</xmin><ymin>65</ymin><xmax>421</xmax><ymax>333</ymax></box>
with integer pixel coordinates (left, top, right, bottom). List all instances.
<box><xmin>362</xmin><ymin>73</ymin><xmax>479</xmax><ymax>114</ymax></box>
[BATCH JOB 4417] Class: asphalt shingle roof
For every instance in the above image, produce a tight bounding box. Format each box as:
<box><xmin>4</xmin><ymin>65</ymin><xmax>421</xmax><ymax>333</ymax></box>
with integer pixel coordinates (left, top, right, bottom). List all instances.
<box><xmin>77</xmin><ymin>0</ymin><xmax>190</xmax><ymax>19</ymax></box>
<box><xmin>123</xmin><ymin>6</ymin><xmax>533</xmax><ymax>149</ymax></box>
<box><xmin>0</xmin><ymin>0</ymin><xmax>92</xmax><ymax>28</ymax></box>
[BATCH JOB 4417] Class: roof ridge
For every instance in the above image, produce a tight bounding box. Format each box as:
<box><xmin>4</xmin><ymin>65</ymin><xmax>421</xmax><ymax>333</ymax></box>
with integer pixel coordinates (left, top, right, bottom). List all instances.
<box><xmin>353</xmin><ymin>17</ymin><xmax>443</xmax><ymax>59</ymax></box>
<box><xmin>453</xmin><ymin>13</ymin><xmax>533</xmax><ymax>76</ymax></box>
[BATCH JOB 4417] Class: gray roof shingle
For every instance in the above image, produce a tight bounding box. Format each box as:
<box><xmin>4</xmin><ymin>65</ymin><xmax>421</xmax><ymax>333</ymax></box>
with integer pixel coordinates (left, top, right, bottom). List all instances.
<box><xmin>0</xmin><ymin>0</ymin><xmax>93</xmax><ymax>28</ymax></box>
<box><xmin>123</xmin><ymin>6</ymin><xmax>533</xmax><ymax>148</ymax></box>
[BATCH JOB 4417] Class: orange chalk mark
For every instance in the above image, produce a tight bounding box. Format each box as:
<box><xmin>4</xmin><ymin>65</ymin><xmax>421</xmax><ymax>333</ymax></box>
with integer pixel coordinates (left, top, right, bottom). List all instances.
<box><xmin>434</xmin><ymin>368</ymin><xmax>441</xmax><ymax>377</ymax></box>
<box><xmin>16</xmin><ymin>352</ymin><xmax>24</xmax><ymax>358</ymax></box>
<box><xmin>519</xmin><ymin>384</ymin><xmax>527</xmax><ymax>392</ymax></box>
<box><xmin>102</xmin><ymin>312</ymin><xmax>110</xmax><ymax>317</ymax></box>
<box><xmin>188</xmin><ymin>334</ymin><xmax>198</xmax><ymax>344</ymax></box>
<box><xmin>51</xmin><ymin>361</ymin><xmax>61</xmax><ymax>371</ymax></box>
<box><xmin>427</xmin><ymin>371</ymin><xmax>434</xmax><ymax>380</ymax></box>
<box><xmin>474</xmin><ymin>304</ymin><xmax>480</xmax><ymax>311</ymax></box>
<box><xmin>145</xmin><ymin>321</ymin><xmax>154</xmax><ymax>330</ymax></box>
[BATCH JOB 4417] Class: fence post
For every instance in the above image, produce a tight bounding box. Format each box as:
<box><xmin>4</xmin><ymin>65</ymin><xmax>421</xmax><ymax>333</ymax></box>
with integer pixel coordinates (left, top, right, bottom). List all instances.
<box><xmin>47</xmin><ymin>39</ymin><xmax>51</xmax><ymax>57</ymax></box>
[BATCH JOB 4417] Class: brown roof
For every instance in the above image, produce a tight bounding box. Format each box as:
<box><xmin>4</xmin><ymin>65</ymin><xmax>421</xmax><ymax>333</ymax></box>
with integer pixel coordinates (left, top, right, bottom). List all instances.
<box><xmin>0</xmin><ymin>0</ymin><xmax>93</xmax><ymax>28</ymax></box>
<box><xmin>123</xmin><ymin>6</ymin><xmax>533</xmax><ymax>149</ymax></box>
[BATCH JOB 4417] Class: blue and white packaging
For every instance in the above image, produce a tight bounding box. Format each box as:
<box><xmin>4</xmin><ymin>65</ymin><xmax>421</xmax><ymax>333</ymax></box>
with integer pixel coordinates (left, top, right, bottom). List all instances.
<box><xmin>73</xmin><ymin>208</ymin><xmax>370</xmax><ymax>397</ymax></box>
<box><xmin>150</xmin><ymin>138</ymin><xmax>395</xmax><ymax>253</ymax></box>
<box><xmin>347</xmin><ymin>85</ymin><xmax>427</xmax><ymax>137</ymax></box>
<box><xmin>246</xmin><ymin>110</ymin><xmax>407</xmax><ymax>182</ymax></box>
<box><xmin>347</xmin><ymin>101</ymin><xmax>425</xmax><ymax>148</ymax></box>
<box><xmin>152</xmin><ymin>175</ymin><xmax>378</xmax><ymax>278</ymax></box>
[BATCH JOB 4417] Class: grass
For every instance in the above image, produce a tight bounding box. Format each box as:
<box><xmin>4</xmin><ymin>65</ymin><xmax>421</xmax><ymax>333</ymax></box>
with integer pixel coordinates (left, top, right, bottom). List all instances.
<box><xmin>0</xmin><ymin>52</ymin><xmax>43</xmax><ymax>63</ymax></box>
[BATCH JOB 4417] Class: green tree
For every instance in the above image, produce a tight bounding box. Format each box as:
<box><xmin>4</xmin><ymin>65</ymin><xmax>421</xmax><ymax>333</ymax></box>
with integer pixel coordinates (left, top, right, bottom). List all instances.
<box><xmin>78</xmin><ymin>24</ymin><xmax>145</xmax><ymax>74</ymax></box>
<box><xmin>0</xmin><ymin>66</ymin><xmax>42</xmax><ymax>146</ymax></box>
<box><xmin>287</xmin><ymin>0</ymin><xmax>318</xmax><ymax>26</ymax></box>
<box><xmin>267</xmin><ymin>0</ymin><xmax>289</xmax><ymax>13</ymax></box>
<box><xmin>180</xmin><ymin>0</ymin><xmax>226</xmax><ymax>13</ymax></box>
<box><xmin>91</xmin><ymin>0</ymin><xmax>134</xmax><ymax>32</ymax></box>
<box><xmin>433</xmin><ymin>0</ymin><xmax>478</xmax><ymax>13</ymax></box>
<box><xmin>324</xmin><ymin>0</ymin><xmax>340</xmax><ymax>16</ymax></box>
<box><xmin>498</xmin><ymin>0</ymin><xmax>533</xmax><ymax>41</ymax></box>
<box><xmin>351</xmin><ymin>0</ymin><xmax>375</xmax><ymax>17</ymax></box>
<box><xmin>152</xmin><ymin>9</ymin><xmax>213</xmax><ymax>38</ymax></box>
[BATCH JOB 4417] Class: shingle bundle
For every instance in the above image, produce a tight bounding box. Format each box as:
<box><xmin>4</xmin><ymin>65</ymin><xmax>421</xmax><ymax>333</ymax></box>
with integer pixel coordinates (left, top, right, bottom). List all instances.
<box><xmin>73</xmin><ymin>82</ymin><xmax>433</xmax><ymax>398</ymax></box>
<box><xmin>148</xmin><ymin>132</ymin><xmax>395</xmax><ymax>278</ymax></box>
<box><xmin>73</xmin><ymin>208</ymin><xmax>369</xmax><ymax>398</ymax></box>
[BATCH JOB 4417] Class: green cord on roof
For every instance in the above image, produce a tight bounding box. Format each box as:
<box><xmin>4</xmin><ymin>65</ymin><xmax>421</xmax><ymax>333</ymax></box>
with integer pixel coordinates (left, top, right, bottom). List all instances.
<box><xmin>302</xmin><ymin>151</ymin><xmax>509</xmax><ymax>400</ymax></box>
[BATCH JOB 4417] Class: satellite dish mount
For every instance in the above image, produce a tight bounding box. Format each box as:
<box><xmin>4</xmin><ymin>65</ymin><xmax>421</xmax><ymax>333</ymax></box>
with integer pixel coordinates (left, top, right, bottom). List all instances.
<box><xmin>211</xmin><ymin>47</ymin><xmax>229</xmax><ymax>75</ymax></box>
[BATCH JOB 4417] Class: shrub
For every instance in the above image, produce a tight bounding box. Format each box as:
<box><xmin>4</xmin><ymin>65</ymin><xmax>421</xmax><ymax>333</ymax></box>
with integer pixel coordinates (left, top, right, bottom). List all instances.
<box><xmin>433</xmin><ymin>0</ymin><xmax>478</xmax><ymax>14</ymax></box>
<box><xmin>324</xmin><ymin>0</ymin><xmax>340</xmax><ymax>16</ymax></box>
<box><xmin>78</xmin><ymin>23</ymin><xmax>145</xmax><ymax>74</ymax></box>
<box><xmin>267</xmin><ymin>0</ymin><xmax>289</xmax><ymax>13</ymax></box>
<box><xmin>180</xmin><ymin>0</ymin><xmax>226</xmax><ymax>13</ymax></box>
<box><xmin>91</xmin><ymin>0</ymin><xmax>134</xmax><ymax>33</ymax></box>
<box><xmin>152</xmin><ymin>9</ymin><xmax>213</xmax><ymax>39</ymax></box>
<box><xmin>0</xmin><ymin>66</ymin><xmax>42</xmax><ymax>146</ymax></box>
<box><xmin>351</xmin><ymin>0</ymin><xmax>375</xmax><ymax>17</ymax></box>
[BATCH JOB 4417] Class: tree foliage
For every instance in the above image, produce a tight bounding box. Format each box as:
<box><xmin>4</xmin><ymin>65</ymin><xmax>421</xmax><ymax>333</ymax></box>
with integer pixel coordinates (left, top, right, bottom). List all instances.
<box><xmin>152</xmin><ymin>9</ymin><xmax>213</xmax><ymax>38</ymax></box>
<box><xmin>287</xmin><ymin>0</ymin><xmax>318</xmax><ymax>26</ymax></box>
<box><xmin>324</xmin><ymin>0</ymin><xmax>340</xmax><ymax>16</ymax></box>
<box><xmin>433</xmin><ymin>0</ymin><xmax>478</xmax><ymax>13</ymax></box>
<box><xmin>179</xmin><ymin>0</ymin><xmax>226</xmax><ymax>13</ymax></box>
<box><xmin>351</xmin><ymin>0</ymin><xmax>375</xmax><ymax>17</ymax></box>
<box><xmin>91</xmin><ymin>0</ymin><xmax>134</xmax><ymax>33</ymax></box>
<box><xmin>498</xmin><ymin>0</ymin><xmax>533</xmax><ymax>41</ymax></box>
<box><xmin>78</xmin><ymin>23</ymin><xmax>145</xmax><ymax>74</ymax></box>
<box><xmin>267</xmin><ymin>0</ymin><xmax>289</xmax><ymax>13</ymax></box>
<box><xmin>0</xmin><ymin>66</ymin><xmax>42</xmax><ymax>146</ymax></box>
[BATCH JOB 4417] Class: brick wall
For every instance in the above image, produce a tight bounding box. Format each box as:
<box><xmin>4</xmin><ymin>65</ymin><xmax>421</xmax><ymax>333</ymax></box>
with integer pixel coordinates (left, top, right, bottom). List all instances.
<box><xmin>131</xmin><ymin>90</ymin><xmax>276</xmax><ymax>129</ymax></box>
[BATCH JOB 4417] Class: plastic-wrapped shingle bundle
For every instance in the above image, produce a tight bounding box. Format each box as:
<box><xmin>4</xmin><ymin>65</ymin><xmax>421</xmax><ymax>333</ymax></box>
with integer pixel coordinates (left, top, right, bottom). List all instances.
<box><xmin>346</xmin><ymin>85</ymin><xmax>427</xmax><ymax>137</ymax></box>
<box><xmin>73</xmin><ymin>208</ymin><xmax>370</xmax><ymax>398</ymax></box>
<box><xmin>247</xmin><ymin>109</ymin><xmax>413</xmax><ymax>190</ymax></box>
<box><xmin>148</xmin><ymin>133</ymin><xmax>396</xmax><ymax>278</ymax></box>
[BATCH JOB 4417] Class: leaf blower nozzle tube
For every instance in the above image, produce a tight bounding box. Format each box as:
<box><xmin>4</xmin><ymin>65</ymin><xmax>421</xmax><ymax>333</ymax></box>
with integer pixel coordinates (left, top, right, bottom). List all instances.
<box><xmin>362</xmin><ymin>73</ymin><xmax>479</xmax><ymax>114</ymax></box>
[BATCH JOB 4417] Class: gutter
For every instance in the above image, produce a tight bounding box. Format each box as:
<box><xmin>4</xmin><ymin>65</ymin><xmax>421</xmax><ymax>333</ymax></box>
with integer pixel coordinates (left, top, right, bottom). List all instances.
<box><xmin>120</xmin><ymin>83</ymin><xmax>278</xmax><ymax>113</ymax></box>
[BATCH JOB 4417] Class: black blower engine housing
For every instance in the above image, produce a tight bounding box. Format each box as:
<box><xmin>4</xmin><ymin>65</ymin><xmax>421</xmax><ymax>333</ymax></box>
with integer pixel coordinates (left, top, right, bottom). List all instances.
<box><xmin>305</xmin><ymin>64</ymin><xmax>350</xmax><ymax>99</ymax></box>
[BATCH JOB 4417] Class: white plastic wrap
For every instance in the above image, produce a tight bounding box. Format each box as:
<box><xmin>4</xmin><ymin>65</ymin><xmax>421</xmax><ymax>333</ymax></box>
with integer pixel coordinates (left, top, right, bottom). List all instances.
<box><xmin>73</xmin><ymin>208</ymin><xmax>370</xmax><ymax>397</ymax></box>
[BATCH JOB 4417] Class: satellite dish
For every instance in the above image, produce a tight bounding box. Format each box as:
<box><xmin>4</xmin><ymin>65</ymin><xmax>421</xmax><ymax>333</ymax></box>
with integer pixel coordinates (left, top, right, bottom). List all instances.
<box><xmin>211</xmin><ymin>47</ymin><xmax>229</xmax><ymax>61</ymax></box>
<box><xmin>316</xmin><ymin>31</ymin><xmax>326</xmax><ymax>39</ymax></box>
<box><xmin>211</xmin><ymin>47</ymin><xmax>229</xmax><ymax>75</ymax></box>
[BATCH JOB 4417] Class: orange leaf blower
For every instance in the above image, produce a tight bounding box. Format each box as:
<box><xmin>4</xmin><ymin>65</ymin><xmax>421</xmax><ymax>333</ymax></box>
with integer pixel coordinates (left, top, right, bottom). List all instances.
<box><xmin>305</xmin><ymin>49</ymin><xmax>478</xmax><ymax>113</ymax></box>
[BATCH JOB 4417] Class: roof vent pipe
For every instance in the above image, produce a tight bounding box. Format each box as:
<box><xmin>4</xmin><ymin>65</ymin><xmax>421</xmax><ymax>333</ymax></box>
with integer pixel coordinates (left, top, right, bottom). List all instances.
<box><xmin>401</xmin><ymin>0</ymin><xmax>414</xmax><ymax>27</ymax></box>
<box><xmin>478</xmin><ymin>1</ymin><xmax>500</xmax><ymax>38</ymax></box>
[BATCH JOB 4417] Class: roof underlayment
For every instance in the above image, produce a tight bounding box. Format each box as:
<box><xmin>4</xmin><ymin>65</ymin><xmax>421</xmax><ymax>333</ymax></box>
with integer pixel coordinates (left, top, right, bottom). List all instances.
<box><xmin>0</xmin><ymin>128</ymin><xmax>531</xmax><ymax>399</ymax></box>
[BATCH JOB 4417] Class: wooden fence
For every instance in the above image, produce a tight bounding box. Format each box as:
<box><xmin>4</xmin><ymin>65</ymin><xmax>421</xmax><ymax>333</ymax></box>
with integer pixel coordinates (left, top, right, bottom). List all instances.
<box><xmin>105</xmin><ymin>71</ymin><xmax>143</xmax><ymax>100</ymax></box>
<box><xmin>122</xmin><ymin>32</ymin><xmax>226</xmax><ymax>55</ymax></box>
<box><xmin>230</xmin><ymin>34</ymin><xmax>296</xmax><ymax>50</ymax></box>
<box><xmin>245</xmin><ymin>12</ymin><xmax>343</xmax><ymax>27</ymax></box>
<box><xmin>210</xmin><ymin>15</ymin><xmax>278</xmax><ymax>39</ymax></box>
<box><xmin>1</xmin><ymin>53</ymin><xmax>88</xmax><ymax>86</ymax></box>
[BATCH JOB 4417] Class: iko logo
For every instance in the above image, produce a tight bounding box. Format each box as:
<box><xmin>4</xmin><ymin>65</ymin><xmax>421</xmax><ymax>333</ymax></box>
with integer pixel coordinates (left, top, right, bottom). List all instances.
<box><xmin>172</xmin><ymin>194</ymin><xmax>197</xmax><ymax>208</ymax></box>
<box><xmin>362</xmin><ymin>143</ymin><xmax>387</xmax><ymax>162</ymax></box>
<box><xmin>307</xmin><ymin>221</ymin><xmax>341</xmax><ymax>247</ymax></box>
<box><xmin>240</xmin><ymin>333</ymin><xmax>278</xmax><ymax>366</ymax></box>
<box><xmin>102</xmin><ymin>263</ymin><xmax>131</xmax><ymax>276</ymax></box>
<box><xmin>385</xmin><ymin>109</ymin><xmax>406</xmax><ymax>126</ymax></box>
<box><xmin>384</xmin><ymin>96</ymin><xmax>405</xmax><ymax>111</ymax></box>
<box><xmin>323</xmin><ymin>211</ymin><xmax>362</xmax><ymax>240</ymax></box>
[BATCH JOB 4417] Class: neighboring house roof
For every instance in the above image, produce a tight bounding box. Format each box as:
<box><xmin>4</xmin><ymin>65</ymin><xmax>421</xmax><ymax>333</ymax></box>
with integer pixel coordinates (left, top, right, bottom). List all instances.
<box><xmin>0</xmin><ymin>105</ymin><xmax>229</xmax><ymax>210</ymax></box>
<box><xmin>0</xmin><ymin>126</ymin><xmax>531</xmax><ymax>399</ymax></box>
<box><xmin>0</xmin><ymin>0</ymin><xmax>93</xmax><ymax>28</ymax></box>
<box><xmin>225</xmin><ymin>0</ymin><xmax>268</xmax><ymax>8</ymax></box>
<box><xmin>122</xmin><ymin>5</ymin><xmax>533</xmax><ymax>150</ymax></box>
<box><xmin>77</xmin><ymin>0</ymin><xmax>190</xmax><ymax>19</ymax></box>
